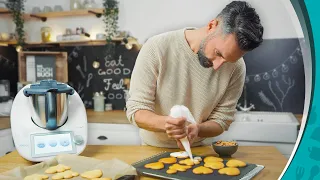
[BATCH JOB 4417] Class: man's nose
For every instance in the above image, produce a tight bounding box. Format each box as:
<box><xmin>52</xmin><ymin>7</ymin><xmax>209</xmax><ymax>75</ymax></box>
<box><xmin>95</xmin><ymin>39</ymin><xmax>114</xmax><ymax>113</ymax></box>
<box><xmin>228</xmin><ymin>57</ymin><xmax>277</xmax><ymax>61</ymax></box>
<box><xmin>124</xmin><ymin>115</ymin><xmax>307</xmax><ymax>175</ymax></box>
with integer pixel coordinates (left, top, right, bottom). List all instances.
<box><xmin>212</xmin><ymin>59</ymin><xmax>225</xmax><ymax>70</ymax></box>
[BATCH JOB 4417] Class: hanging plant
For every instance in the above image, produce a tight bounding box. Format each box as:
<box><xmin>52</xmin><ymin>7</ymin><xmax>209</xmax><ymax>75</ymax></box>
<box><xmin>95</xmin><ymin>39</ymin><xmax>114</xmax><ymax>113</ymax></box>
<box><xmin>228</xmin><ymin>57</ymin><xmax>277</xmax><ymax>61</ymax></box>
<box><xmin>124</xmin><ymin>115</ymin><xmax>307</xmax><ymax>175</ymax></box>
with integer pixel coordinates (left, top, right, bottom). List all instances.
<box><xmin>102</xmin><ymin>0</ymin><xmax>119</xmax><ymax>57</ymax></box>
<box><xmin>6</xmin><ymin>0</ymin><xmax>26</xmax><ymax>48</ymax></box>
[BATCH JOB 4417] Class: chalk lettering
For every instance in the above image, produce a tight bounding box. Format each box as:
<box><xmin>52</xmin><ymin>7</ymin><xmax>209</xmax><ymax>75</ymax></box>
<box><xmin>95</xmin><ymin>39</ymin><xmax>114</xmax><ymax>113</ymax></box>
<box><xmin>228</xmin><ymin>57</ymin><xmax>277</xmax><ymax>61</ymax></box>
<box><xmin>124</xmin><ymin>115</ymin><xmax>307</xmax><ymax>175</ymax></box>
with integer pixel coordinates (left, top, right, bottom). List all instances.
<box><xmin>123</xmin><ymin>68</ymin><xmax>131</xmax><ymax>75</ymax></box>
<box><xmin>116</xmin><ymin>94</ymin><xmax>123</xmax><ymax>99</ymax></box>
<box><xmin>112</xmin><ymin>79</ymin><xmax>125</xmax><ymax>90</ymax></box>
<box><xmin>103</xmin><ymin>78</ymin><xmax>112</xmax><ymax>91</ymax></box>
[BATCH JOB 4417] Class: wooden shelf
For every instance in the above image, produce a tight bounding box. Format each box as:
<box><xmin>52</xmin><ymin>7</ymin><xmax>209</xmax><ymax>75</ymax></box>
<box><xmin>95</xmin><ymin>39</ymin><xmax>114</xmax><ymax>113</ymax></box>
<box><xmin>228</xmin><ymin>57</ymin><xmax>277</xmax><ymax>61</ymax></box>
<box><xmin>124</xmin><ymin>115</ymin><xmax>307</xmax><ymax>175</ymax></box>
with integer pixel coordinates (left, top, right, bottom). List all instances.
<box><xmin>8</xmin><ymin>39</ymin><xmax>124</xmax><ymax>47</ymax></box>
<box><xmin>0</xmin><ymin>8</ymin><xmax>105</xmax><ymax>22</ymax></box>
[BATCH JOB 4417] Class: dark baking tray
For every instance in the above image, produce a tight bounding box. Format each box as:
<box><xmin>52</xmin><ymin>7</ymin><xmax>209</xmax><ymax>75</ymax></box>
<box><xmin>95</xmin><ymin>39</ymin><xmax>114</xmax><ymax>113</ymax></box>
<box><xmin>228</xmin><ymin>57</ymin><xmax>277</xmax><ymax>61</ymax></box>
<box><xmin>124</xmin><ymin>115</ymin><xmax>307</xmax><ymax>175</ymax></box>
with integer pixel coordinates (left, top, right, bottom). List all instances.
<box><xmin>132</xmin><ymin>152</ymin><xmax>264</xmax><ymax>180</ymax></box>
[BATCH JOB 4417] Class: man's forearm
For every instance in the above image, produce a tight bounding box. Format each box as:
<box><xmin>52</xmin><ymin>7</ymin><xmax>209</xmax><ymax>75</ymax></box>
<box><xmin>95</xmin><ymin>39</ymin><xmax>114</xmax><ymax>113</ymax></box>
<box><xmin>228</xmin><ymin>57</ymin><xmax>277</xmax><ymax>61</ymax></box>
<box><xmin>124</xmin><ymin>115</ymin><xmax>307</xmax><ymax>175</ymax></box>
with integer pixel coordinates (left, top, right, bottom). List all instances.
<box><xmin>134</xmin><ymin>110</ymin><xmax>167</xmax><ymax>132</ymax></box>
<box><xmin>198</xmin><ymin>120</ymin><xmax>231</xmax><ymax>138</ymax></box>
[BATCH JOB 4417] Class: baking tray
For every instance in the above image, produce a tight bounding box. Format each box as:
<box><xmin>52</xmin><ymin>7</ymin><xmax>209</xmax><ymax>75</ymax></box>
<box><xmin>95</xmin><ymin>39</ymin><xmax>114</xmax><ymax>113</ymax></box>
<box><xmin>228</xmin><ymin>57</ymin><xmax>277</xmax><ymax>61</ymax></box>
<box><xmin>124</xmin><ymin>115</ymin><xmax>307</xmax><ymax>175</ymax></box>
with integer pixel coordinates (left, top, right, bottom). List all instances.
<box><xmin>132</xmin><ymin>152</ymin><xmax>264</xmax><ymax>180</ymax></box>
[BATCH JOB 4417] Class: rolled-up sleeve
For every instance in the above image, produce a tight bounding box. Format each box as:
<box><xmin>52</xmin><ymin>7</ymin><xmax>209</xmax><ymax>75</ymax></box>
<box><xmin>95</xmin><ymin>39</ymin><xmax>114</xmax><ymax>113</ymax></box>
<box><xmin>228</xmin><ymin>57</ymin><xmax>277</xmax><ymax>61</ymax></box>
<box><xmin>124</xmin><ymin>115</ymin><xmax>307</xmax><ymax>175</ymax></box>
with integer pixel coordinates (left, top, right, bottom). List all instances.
<box><xmin>125</xmin><ymin>37</ymin><xmax>160</xmax><ymax>126</ymax></box>
<box><xmin>207</xmin><ymin>59</ymin><xmax>246</xmax><ymax>131</ymax></box>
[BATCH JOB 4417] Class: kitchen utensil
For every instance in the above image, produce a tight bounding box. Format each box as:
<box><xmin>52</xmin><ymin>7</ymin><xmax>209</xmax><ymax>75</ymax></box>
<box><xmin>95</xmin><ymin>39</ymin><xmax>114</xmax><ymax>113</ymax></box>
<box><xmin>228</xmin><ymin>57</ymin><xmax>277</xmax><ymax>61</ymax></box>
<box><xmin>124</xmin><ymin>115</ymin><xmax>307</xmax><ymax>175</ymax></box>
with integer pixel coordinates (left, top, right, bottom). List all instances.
<box><xmin>43</xmin><ymin>6</ymin><xmax>53</xmax><ymax>13</ymax></box>
<box><xmin>32</xmin><ymin>7</ymin><xmax>41</xmax><ymax>13</ymax></box>
<box><xmin>53</xmin><ymin>5</ymin><xmax>63</xmax><ymax>12</ymax></box>
<box><xmin>132</xmin><ymin>151</ymin><xmax>265</xmax><ymax>180</ymax></box>
<box><xmin>76</xmin><ymin>64</ymin><xmax>86</xmax><ymax>79</ymax></box>
<box><xmin>308</xmin><ymin>165</ymin><xmax>320</xmax><ymax>180</ymax></box>
<box><xmin>212</xmin><ymin>140</ymin><xmax>238</xmax><ymax>157</ymax></box>
<box><xmin>309</xmin><ymin>147</ymin><xmax>320</xmax><ymax>161</ymax></box>
<box><xmin>296</xmin><ymin>166</ymin><xmax>305</xmax><ymax>180</ymax></box>
<box><xmin>10</xmin><ymin>80</ymin><xmax>88</xmax><ymax>162</ymax></box>
<box><xmin>169</xmin><ymin>105</ymin><xmax>197</xmax><ymax>161</ymax></box>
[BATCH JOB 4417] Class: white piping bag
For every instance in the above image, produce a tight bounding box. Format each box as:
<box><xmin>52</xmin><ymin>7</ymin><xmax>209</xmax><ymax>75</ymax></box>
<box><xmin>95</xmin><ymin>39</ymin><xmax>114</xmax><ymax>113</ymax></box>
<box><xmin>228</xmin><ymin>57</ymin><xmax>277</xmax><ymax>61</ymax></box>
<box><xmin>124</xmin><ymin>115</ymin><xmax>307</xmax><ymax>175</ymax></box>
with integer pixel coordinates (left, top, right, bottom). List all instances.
<box><xmin>169</xmin><ymin>105</ymin><xmax>197</xmax><ymax>161</ymax></box>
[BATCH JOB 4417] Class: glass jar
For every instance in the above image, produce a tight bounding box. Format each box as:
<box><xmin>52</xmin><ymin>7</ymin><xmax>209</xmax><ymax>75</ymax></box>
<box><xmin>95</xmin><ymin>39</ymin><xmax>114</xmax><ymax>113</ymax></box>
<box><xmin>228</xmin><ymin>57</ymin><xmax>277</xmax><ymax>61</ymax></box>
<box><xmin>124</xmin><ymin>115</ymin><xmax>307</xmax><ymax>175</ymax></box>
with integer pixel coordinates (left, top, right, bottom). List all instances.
<box><xmin>70</xmin><ymin>0</ymin><xmax>82</xmax><ymax>10</ymax></box>
<box><xmin>41</xmin><ymin>27</ymin><xmax>52</xmax><ymax>42</ymax></box>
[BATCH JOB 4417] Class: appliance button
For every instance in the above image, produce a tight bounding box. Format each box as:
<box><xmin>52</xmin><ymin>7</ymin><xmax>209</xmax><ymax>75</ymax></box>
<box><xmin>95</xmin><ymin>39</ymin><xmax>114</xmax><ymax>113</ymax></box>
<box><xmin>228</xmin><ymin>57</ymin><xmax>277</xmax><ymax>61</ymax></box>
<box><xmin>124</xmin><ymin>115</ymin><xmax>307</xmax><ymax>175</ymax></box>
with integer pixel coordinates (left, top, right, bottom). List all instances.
<box><xmin>37</xmin><ymin>142</ymin><xmax>45</xmax><ymax>148</ymax></box>
<box><xmin>49</xmin><ymin>140</ymin><xmax>57</xmax><ymax>147</ymax></box>
<box><xmin>73</xmin><ymin>135</ymin><xmax>84</xmax><ymax>145</ymax></box>
<box><xmin>60</xmin><ymin>139</ymin><xmax>70</xmax><ymax>147</ymax></box>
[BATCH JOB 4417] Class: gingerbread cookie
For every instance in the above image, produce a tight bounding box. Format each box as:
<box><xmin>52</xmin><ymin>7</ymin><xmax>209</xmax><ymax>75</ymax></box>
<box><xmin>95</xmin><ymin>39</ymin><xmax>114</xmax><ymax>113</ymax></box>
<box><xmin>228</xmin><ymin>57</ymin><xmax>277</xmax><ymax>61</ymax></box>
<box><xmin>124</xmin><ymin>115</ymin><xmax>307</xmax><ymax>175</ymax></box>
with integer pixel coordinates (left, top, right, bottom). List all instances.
<box><xmin>145</xmin><ymin>162</ymin><xmax>165</xmax><ymax>170</ymax></box>
<box><xmin>52</xmin><ymin>170</ymin><xmax>79</xmax><ymax>180</ymax></box>
<box><xmin>159</xmin><ymin>157</ymin><xmax>177</xmax><ymax>164</ymax></box>
<box><xmin>194</xmin><ymin>156</ymin><xmax>202</xmax><ymax>162</ymax></box>
<box><xmin>80</xmin><ymin>169</ymin><xmax>103</xmax><ymax>179</ymax></box>
<box><xmin>169</xmin><ymin>164</ymin><xmax>192</xmax><ymax>172</ymax></box>
<box><xmin>226</xmin><ymin>159</ymin><xmax>247</xmax><ymax>168</ymax></box>
<box><xmin>218</xmin><ymin>167</ymin><xmax>240</xmax><ymax>176</ymax></box>
<box><xmin>24</xmin><ymin>174</ymin><xmax>49</xmax><ymax>180</ymax></box>
<box><xmin>170</xmin><ymin>151</ymin><xmax>189</xmax><ymax>158</ymax></box>
<box><xmin>204</xmin><ymin>161</ymin><xmax>225</xmax><ymax>169</ymax></box>
<box><xmin>192</xmin><ymin>166</ymin><xmax>214</xmax><ymax>175</ymax></box>
<box><xmin>45</xmin><ymin>164</ymin><xmax>71</xmax><ymax>174</ymax></box>
<box><xmin>203</xmin><ymin>156</ymin><xmax>223</xmax><ymax>163</ymax></box>
<box><xmin>179</xmin><ymin>158</ymin><xmax>200</xmax><ymax>166</ymax></box>
<box><xmin>166</xmin><ymin>169</ymin><xmax>178</xmax><ymax>174</ymax></box>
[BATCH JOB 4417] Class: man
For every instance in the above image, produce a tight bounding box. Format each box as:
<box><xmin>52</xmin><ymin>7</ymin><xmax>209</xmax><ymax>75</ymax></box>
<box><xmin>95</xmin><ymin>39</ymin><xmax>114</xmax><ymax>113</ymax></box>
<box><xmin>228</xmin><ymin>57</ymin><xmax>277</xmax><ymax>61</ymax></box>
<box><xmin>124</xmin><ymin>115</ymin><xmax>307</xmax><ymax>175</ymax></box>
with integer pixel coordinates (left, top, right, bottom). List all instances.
<box><xmin>126</xmin><ymin>1</ymin><xmax>264</xmax><ymax>149</ymax></box>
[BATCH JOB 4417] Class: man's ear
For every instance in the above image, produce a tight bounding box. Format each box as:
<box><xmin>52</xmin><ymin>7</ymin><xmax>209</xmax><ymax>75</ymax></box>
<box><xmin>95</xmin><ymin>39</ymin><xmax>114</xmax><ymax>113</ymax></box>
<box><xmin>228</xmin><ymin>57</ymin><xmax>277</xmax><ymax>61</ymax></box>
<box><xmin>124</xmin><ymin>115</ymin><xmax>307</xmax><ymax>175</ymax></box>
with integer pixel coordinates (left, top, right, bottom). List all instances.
<box><xmin>207</xmin><ymin>19</ymin><xmax>219</xmax><ymax>33</ymax></box>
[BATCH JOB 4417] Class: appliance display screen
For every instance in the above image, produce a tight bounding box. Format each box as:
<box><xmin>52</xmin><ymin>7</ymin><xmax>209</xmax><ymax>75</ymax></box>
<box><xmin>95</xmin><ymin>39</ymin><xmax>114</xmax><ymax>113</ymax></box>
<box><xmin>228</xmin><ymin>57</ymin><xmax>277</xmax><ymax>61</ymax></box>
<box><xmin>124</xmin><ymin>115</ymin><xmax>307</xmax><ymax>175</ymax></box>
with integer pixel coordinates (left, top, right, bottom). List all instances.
<box><xmin>31</xmin><ymin>131</ymin><xmax>76</xmax><ymax>157</ymax></box>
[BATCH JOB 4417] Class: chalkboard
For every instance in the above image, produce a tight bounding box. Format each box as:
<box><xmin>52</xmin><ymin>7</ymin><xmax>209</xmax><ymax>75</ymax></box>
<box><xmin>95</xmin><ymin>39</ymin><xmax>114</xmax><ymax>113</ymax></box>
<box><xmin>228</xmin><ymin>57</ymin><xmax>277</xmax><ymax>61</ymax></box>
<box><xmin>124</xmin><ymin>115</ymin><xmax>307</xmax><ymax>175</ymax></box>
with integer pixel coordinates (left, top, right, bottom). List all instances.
<box><xmin>65</xmin><ymin>44</ymin><xmax>138</xmax><ymax>110</ymax></box>
<box><xmin>0</xmin><ymin>46</ymin><xmax>18</xmax><ymax>96</ymax></box>
<box><xmin>239</xmin><ymin>38</ymin><xmax>305</xmax><ymax>114</ymax></box>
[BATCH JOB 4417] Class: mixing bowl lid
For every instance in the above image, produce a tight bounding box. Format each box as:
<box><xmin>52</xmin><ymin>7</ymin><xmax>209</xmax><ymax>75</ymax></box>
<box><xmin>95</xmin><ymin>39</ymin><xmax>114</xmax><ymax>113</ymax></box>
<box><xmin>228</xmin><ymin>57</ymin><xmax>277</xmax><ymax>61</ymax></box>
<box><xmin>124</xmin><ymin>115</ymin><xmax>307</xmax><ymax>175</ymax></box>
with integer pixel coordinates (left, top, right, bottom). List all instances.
<box><xmin>23</xmin><ymin>80</ymin><xmax>74</xmax><ymax>97</ymax></box>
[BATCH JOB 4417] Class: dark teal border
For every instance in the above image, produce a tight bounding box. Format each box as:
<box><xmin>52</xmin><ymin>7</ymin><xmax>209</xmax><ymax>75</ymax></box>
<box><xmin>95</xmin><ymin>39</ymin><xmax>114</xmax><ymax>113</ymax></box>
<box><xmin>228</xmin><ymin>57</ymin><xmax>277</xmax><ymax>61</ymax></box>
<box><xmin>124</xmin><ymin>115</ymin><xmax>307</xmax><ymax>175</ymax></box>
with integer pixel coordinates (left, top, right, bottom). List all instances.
<box><xmin>281</xmin><ymin>0</ymin><xmax>318</xmax><ymax>179</ymax></box>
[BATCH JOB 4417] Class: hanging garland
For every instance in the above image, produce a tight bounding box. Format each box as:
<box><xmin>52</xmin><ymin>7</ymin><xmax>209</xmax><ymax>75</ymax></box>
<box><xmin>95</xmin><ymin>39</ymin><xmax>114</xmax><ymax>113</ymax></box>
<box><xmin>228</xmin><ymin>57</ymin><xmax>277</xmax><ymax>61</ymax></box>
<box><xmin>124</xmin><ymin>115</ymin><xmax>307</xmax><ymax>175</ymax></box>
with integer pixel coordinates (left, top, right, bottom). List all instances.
<box><xmin>6</xmin><ymin>0</ymin><xmax>26</xmax><ymax>48</ymax></box>
<box><xmin>245</xmin><ymin>46</ymin><xmax>302</xmax><ymax>84</ymax></box>
<box><xmin>102</xmin><ymin>0</ymin><xmax>119</xmax><ymax>57</ymax></box>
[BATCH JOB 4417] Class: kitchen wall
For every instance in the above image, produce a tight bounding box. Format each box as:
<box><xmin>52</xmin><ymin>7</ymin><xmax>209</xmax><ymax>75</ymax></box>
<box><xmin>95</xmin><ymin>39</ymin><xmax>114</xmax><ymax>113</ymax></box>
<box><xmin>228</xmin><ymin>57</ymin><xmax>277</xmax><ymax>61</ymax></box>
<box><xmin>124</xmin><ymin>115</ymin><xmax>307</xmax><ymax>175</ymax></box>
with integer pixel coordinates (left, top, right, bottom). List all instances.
<box><xmin>3</xmin><ymin>0</ymin><xmax>303</xmax><ymax>43</ymax></box>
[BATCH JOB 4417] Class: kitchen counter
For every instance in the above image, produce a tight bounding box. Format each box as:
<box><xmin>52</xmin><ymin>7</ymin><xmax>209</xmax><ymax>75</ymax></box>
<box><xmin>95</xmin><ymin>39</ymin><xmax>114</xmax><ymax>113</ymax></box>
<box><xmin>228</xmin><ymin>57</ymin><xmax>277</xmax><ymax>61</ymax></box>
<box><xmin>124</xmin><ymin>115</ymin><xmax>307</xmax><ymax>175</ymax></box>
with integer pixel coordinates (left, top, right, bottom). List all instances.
<box><xmin>0</xmin><ymin>145</ymin><xmax>288</xmax><ymax>179</ymax></box>
<box><xmin>0</xmin><ymin>110</ymin><xmax>303</xmax><ymax>130</ymax></box>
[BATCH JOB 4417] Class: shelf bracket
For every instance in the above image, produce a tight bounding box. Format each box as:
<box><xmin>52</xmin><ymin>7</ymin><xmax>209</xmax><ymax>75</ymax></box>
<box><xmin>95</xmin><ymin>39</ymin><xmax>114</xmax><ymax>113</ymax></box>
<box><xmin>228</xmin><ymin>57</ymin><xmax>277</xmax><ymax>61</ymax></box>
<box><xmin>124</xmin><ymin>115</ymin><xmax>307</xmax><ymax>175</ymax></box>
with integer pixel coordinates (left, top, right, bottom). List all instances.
<box><xmin>88</xmin><ymin>10</ymin><xmax>102</xmax><ymax>18</ymax></box>
<box><xmin>30</xmin><ymin>14</ymin><xmax>47</xmax><ymax>22</ymax></box>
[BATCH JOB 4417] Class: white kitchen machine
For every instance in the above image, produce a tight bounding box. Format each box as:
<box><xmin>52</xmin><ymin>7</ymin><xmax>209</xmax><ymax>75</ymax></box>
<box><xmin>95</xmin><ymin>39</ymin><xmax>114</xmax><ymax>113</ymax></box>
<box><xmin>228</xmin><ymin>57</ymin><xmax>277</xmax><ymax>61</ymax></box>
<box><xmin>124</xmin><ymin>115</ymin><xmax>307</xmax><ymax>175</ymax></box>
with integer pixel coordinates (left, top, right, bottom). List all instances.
<box><xmin>10</xmin><ymin>80</ymin><xmax>88</xmax><ymax>162</ymax></box>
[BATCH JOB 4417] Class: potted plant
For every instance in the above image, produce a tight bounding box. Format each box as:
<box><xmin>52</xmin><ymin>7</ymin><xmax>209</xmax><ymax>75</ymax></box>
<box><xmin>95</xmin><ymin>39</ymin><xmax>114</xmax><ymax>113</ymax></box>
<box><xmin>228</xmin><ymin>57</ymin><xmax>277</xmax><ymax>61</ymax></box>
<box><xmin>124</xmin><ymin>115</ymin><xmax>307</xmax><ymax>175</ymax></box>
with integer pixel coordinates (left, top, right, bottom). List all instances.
<box><xmin>6</xmin><ymin>0</ymin><xmax>26</xmax><ymax>50</ymax></box>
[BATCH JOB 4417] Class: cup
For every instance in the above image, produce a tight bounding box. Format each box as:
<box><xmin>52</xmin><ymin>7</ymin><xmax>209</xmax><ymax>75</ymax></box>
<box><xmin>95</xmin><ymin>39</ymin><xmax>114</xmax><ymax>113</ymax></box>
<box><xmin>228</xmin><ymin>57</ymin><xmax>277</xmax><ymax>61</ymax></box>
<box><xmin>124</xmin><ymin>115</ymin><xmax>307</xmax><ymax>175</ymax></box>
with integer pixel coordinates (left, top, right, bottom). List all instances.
<box><xmin>54</xmin><ymin>5</ymin><xmax>63</xmax><ymax>12</ymax></box>
<box><xmin>43</xmin><ymin>6</ymin><xmax>52</xmax><ymax>13</ymax></box>
<box><xmin>32</xmin><ymin>7</ymin><xmax>41</xmax><ymax>14</ymax></box>
<box><xmin>309</xmin><ymin>147</ymin><xmax>320</xmax><ymax>161</ymax></box>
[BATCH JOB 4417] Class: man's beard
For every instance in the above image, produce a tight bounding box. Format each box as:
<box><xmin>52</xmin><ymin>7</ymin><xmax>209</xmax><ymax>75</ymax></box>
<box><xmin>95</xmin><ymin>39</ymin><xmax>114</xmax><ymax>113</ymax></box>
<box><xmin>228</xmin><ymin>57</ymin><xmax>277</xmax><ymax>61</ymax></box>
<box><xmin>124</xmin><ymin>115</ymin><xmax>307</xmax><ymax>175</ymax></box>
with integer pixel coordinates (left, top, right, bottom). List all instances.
<box><xmin>198</xmin><ymin>48</ymin><xmax>213</xmax><ymax>68</ymax></box>
<box><xmin>197</xmin><ymin>31</ymin><xmax>219</xmax><ymax>68</ymax></box>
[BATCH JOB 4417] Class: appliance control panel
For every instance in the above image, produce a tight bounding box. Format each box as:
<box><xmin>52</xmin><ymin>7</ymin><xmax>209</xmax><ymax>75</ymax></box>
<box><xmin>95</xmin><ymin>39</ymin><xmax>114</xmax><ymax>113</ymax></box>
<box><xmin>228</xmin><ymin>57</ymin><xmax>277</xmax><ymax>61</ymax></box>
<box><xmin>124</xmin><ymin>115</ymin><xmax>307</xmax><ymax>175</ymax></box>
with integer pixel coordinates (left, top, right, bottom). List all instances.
<box><xmin>30</xmin><ymin>131</ymin><xmax>77</xmax><ymax>158</ymax></box>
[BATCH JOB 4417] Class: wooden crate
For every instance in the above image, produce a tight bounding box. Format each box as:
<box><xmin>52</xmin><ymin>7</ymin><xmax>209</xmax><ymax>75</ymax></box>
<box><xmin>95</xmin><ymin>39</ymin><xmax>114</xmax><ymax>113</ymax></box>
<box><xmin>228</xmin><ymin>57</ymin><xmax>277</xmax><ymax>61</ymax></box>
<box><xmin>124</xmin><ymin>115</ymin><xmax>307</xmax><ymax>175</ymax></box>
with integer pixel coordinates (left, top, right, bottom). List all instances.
<box><xmin>18</xmin><ymin>51</ymin><xmax>68</xmax><ymax>83</ymax></box>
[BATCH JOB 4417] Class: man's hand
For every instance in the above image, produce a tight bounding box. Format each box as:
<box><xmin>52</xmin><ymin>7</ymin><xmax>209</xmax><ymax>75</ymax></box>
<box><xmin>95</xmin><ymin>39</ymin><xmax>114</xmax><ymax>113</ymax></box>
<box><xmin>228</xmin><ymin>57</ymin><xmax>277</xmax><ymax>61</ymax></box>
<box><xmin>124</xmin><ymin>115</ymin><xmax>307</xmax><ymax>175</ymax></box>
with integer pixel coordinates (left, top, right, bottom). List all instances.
<box><xmin>164</xmin><ymin>116</ymin><xmax>187</xmax><ymax>140</ymax></box>
<box><xmin>175</xmin><ymin>124</ymin><xmax>200</xmax><ymax>150</ymax></box>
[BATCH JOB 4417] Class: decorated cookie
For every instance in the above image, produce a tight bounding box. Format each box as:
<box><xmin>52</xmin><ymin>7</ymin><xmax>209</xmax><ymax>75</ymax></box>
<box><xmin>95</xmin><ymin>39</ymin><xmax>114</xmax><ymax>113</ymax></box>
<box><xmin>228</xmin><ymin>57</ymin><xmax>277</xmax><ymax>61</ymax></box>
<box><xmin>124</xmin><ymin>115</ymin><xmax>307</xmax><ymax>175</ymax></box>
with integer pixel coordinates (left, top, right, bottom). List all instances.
<box><xmin>80</xmin><ymin>169</ymin><xmax>103</xmax><ymax>179</ymax></box>
<box><xmin>218</xmin><ymin>167</ymin><xmax>241</xmax><ymax>176</ymax></box>
<box><xmin>169</xmin><ymin>164</ymin><xmax>192</xmax><ymax>172</ymax></box>
<box><xmin>192</xmin><ymin>166</ymin><xmax>214</xmax><ymax>175</ymax></box>
<box><xmin>226</xmin><ymin>159</ymin><xmax>247</xmax><ymax>168</ymax></box>
<box><xmin>45</xmin><ymin>164</ymin><xmax>71</xmax><ymax>174</ymax></box>
<box><xmin>159</xmin><ymin>157</ymin><xmax>177</xmax><ymax>164</ymax></box>
<box><xmin>203</xmin><ymin>156</ymin><xmax>223</xmax><ymax>163</ymax></box>
<box><xmin>194</xmin><ymin>156</ymin><xmax>202</xmax><ymax>162</ymax></box>
<box><xmin>204</xmin><ymin>161</ymin><xmax>225</xmax><ymax>169</ymax></box>
<box><xmin>24</xmin><ymin>174</ymin><xmax>49</xmax><ymax>180</ymax></box>
<box><xmin>170</xmin><ymin>151</ymin><xmax>189</xmax><ymax>158</ymax></box>
<box><xmin>144</xmin><ymin>162</ymin><xmax>165</xmax><ymax>170</ymax></box>
<box><xmin>166</xmin><ymin>169</ymin><xmax>178</xmax><ymax>174</ymax></box>
<box><xmin>179</xmin><ymin>158</ymin><xmax>200</xmax><ymax>166</ymax></box>
<box><xmin>52</xmin><ymin>170</ymin><xmax>79</xmax><ymax>180</ymax></box>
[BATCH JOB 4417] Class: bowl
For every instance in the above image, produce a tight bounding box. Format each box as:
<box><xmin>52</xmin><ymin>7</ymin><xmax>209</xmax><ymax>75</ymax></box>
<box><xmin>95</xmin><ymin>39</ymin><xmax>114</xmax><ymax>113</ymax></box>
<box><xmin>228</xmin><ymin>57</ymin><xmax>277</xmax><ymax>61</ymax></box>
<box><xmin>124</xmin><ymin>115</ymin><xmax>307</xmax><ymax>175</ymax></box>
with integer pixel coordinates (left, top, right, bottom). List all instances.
<box><xmin>212</xmin><ymin>140</ymin><xmax>238</xmax><ymax>157</ymax></box>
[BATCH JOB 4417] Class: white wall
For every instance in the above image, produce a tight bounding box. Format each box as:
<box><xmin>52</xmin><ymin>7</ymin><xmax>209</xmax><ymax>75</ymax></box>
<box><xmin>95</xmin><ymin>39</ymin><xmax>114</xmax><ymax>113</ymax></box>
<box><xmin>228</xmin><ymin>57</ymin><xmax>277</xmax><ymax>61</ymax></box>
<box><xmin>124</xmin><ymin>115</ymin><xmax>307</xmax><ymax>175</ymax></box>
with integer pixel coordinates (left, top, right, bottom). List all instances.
<box><xmin>2</xmin><ymin>0</ymin><xmax>304</xmax><ymax>43</ymax></box>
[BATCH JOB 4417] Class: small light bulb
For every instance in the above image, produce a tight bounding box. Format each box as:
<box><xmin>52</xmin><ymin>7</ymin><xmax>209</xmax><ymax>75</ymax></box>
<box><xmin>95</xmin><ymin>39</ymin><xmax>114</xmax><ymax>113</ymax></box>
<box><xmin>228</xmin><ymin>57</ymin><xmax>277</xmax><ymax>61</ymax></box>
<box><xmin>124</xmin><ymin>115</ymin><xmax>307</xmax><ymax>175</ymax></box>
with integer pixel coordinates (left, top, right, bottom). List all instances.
<box><xmin>125</xmin><ymin>43</ymin><xmax>133</xmax><ymax>50</ymax></box>
<box><xmin>16</xmin><ymin>46</ymin><xmax>22</xmax><ymax>52</ymax></box>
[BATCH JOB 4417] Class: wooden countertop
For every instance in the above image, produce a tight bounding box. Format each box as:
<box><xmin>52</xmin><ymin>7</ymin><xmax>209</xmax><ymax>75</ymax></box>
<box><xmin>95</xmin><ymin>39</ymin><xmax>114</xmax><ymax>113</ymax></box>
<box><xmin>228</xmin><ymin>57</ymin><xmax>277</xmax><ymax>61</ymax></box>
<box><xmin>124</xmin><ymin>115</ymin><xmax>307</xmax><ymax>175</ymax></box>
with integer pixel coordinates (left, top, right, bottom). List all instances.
<box><xmin>0</xmin><ymin>110</ymin><xmax>303</xmax><ymax>130</ymax></box>
<box><xmin>0</xmin><ymin>145</ymin><xmax>287</xmax><ymax>179</ymax></box>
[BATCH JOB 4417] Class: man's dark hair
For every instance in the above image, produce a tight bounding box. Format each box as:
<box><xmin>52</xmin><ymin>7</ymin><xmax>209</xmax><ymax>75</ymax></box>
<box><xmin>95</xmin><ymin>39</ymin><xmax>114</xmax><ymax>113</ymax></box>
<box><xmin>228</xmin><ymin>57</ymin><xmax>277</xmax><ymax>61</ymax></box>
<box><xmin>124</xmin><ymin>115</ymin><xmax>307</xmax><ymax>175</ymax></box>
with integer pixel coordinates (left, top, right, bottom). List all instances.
<box><xmin>217</xmin><ymin>1</ymin><xmax>264</xmax><ymax>51</ymax></box>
